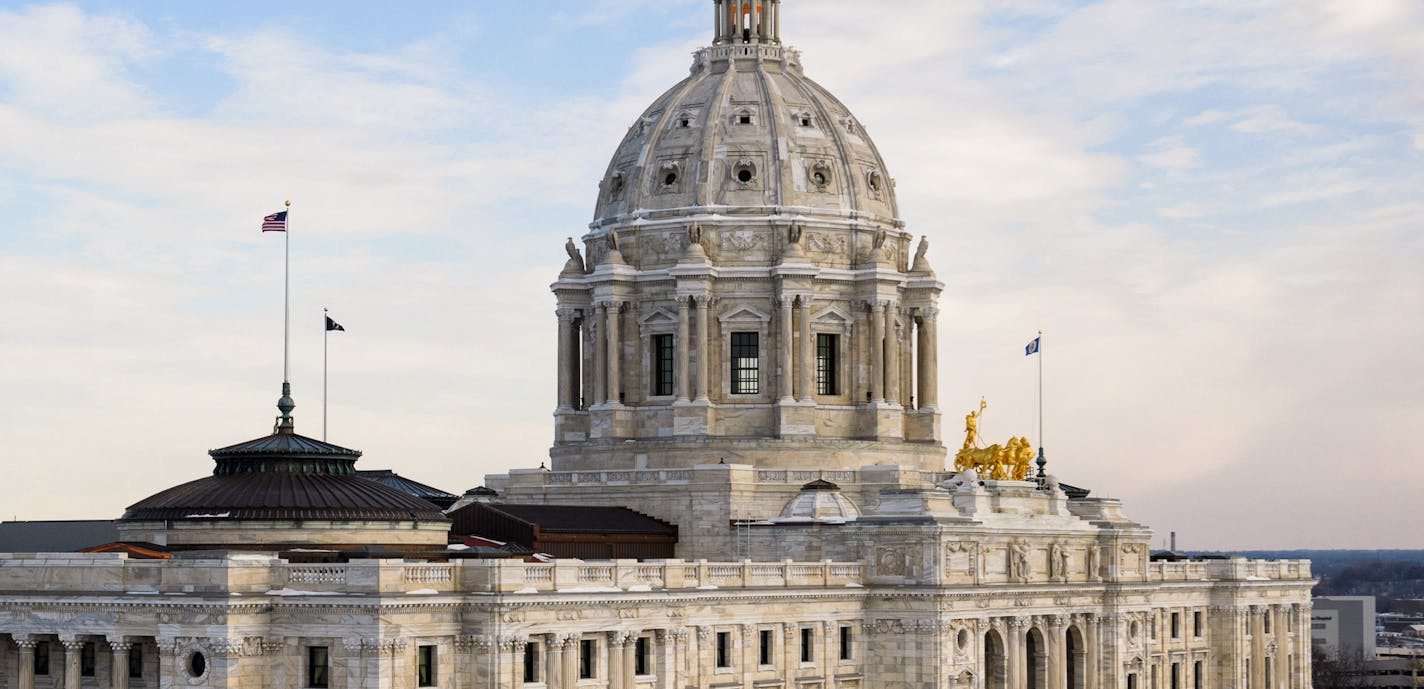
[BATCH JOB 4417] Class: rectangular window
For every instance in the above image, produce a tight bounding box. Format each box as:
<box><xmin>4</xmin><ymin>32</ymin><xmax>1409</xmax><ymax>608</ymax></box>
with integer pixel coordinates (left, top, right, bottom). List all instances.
<box><xmin>800</xmin><ymin>627</ymin><xmax>814</xmax><ymax>663</ymax></box>
<box><xmin>524</xmin><ymin>642</ymin><xmax>539</xmax><ymax>683</ymax></box>
<box><xmin>81</xmin><ymin>643</ymin><xmax>96</xmax><ymax>677</ymax></box>
<box><xmin>308</xmin><ymin>646</ymin><xmax>330</xmax><ymax>689</ymax></box>
<box><xmin>579</xmin><ymin>639</ymin><xmax>596</xmax><ymax>679</ymax></box>
<box><xmin>35</xmin><ymin>643</ymin><xmax>49</xmax><ymax>676</ymax></box>
<box><xmin>839</xmin><ymin>625</ymin><xmax>853</xmax><ymax>661</ymax></box>
<box><xmin>1263</xmin><ymin>613</ymin><xmax>1271</xmax><ymax>634</ymax></box>
<box><xmin>715</xmin><ymin>631</ymin><xmax>731</xmax><ymax>669</ymax></box>
<box><xmin>759</xmin><ymin>629</ymin><xmax>774</xmax><ymax>666</ymax></box>
<box><xmin>1194</xmin><ymin>660</ymin><xmax>1204</xmax><ymax>689</ymax></box>
<box><xmin>1194</xmin><ymin>611</ymin><xmax>1203</xmax><ymax>637</ymax></box>
<box><xmin>1265</xmin><ymin>662</ymin><xmax>1272</xmax><ymax>689</ymax></box>
<box><xmin>1246</xmin><ymin>659</ymin><xmax>1252</xmax><ymax>689</ymax></box>
<box><xmin>418</xmin><ymin>645</ymin><xmax>437</xmax><ymax>687</ymax></box>
<box><xmin>730</xmin><ymin>332</ymin><xmax>759</xmax><ymax>394</ymax></box>
<box><xmin>1128</xmin><ymin>673</ymin><xmax>1138</xmax><ymax>689</ymax></box>
<box><xmin>1172</xmin><ymin>612</ymin><xmax>1181</xmax><ymax>639</ymax></box>
<box><xmin>1172</xmin><ymin>662</ymin><xmax>1181</xmax><ymax>689</ymax></box>
<box><xmin>652</xmin><ymin>333</ymin><xmax>674</xmax><ymax>396</ymax></box>
<box><xmin>816</xmin><ymin>333</ymin><xmax>838</xmax><ymax>395</ymax></box>
<box><xmin>635</xmin><ymin>637</ymin><xmax>649</xmax><ymax>676</ymax></box>
<box><xmin>128</xmin><ymin>645</ymin><xmax>144</xmax><ymax>679</ymax></box>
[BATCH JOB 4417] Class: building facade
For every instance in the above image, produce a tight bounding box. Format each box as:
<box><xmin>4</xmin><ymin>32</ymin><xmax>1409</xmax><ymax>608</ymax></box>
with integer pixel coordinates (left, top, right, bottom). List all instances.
<box><xmin>0</xmin><ymin>4</ymin><xmax>1313</xmax><ymax>689</ymax></box>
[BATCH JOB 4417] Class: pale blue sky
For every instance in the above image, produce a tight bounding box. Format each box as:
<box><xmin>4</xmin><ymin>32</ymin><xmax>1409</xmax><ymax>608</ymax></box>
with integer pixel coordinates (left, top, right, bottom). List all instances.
<box><xmin>1</xmin><ymin>1</ymin><xmax>1420</xmax><ymax>547</ymax></box>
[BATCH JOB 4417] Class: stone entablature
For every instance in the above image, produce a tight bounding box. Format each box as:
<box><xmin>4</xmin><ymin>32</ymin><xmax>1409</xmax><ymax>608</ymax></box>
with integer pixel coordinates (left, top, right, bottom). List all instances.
<box><xmin>0</xmin><ymin>552</ymin><xmax>1312</xmax><ymax>689</ymax></box>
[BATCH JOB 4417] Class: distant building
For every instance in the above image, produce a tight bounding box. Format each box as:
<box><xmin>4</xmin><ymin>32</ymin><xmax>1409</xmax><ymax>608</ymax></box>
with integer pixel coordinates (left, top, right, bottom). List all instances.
<box><xmin>1314</xmin><ymin>596</ymin><xmax>1379</xmax><ymax>660</ymax></box>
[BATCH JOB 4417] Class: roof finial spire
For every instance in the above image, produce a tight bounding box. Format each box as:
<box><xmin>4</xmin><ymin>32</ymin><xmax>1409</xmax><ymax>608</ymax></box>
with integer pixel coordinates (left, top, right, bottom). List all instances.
<box><xmin>275</xmin><ymin>381</ymin><xmax>296</xmax><ymax>434</ymax></box>
<box><xmin>714</xmin><ymin>0</ymin><xmax>782</xmax><ymax>46</ymax></box>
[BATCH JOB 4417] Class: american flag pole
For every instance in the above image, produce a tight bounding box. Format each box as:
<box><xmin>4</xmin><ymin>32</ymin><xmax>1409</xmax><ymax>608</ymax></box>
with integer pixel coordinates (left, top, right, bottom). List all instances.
<box><xmin>283</xmin><ymin>200</ymin><xmax>292</xmax><ymax>385</ymax></box>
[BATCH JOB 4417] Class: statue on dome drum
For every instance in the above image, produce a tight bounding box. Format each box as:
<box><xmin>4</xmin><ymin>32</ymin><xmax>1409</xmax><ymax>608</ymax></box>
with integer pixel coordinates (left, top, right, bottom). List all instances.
<box><xmin>563</xmin><ymin>237</ymin><xmax>586</xmax><ymax>275</ymax></box>
<box><xmin>954</xmin><ymin>399</ymin><xmax>1035</xmax><ymax>480</ymax></box>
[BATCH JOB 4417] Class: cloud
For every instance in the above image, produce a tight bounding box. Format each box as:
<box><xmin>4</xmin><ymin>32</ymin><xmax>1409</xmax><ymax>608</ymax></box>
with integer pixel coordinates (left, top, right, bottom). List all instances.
<box><xmin>2</xmin><ymin>2</ymin><xmax>1422</xmax><ymax>550</ymax></box>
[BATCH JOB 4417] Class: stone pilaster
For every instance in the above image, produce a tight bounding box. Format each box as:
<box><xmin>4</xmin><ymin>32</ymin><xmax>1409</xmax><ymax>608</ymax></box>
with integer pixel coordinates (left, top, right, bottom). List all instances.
<box><xmin>593</xmin><ymin>304</ymin><xmax>608</xmax><ymax>405</ymax></box>
<box><xmin>561</xmin><ymin>635</ymin><xmax>578</xmax><ymax>689</ymax></box>
<box><xmin>883</xmin><ymin>301</ymin><xmax>900</xmax><ymax>405</ymax></box>
<box><xmin>777</xmin><ymin>296</ymin><xmax>795</xmax><ymax>403</ymax></box>
<box><xmin>607</xmin><ymin>301</ymin><xmax>623</xmax><ymax>405</ymax></box>
<box><xmin>694</xmin><ymin>296</ymin><xmax>711</xmax><ymax>402</ymax></box>
<box><xmin>797</xmin><ymin>295</ymin><xmax>813</xmax><ymax>402</ymax></box>
<box><xmin>870</xmin><ymin>301</ymin><xmax>885</xmax><ymax>403</ymax></box>
<box><xmin>676</xmin><ymin>298</ymin><xmax>691</xmax><ymax>402</ymax></box>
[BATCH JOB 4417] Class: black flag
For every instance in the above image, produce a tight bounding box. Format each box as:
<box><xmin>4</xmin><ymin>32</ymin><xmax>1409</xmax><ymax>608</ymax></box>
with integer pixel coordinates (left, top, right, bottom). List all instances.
<box><xmin>325</xmin><ymin>315</ymin><xmax>345</xmax><ymax>332</ymax></box>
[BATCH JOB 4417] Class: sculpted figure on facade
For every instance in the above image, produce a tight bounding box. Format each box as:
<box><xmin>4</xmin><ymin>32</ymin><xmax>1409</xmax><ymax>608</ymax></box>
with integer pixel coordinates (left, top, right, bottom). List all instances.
<box><xmin>1008</xmin><ymin>540</ymin><xmax>1032</xmax><ymax>583</ymax></box>
<box><xmin>563</xmin><ymin>237</ymin><xmax>586</xmax><ymax>275</ymax></box>
<box><xmin>1050</xmin><ymin>542</ymin><xmax>1069</xmax><ymax>581</ymax></box>
<box><xmin>911</xmin><ymin>235</ymin><xmax>932</xmax><ymax>274</ymax></box>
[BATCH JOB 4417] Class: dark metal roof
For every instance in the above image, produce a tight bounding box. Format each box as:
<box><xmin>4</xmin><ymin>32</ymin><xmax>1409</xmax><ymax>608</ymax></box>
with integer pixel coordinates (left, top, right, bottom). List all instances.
<box><xmin>357</xmin><ymin>470</ymin><xmax>459</xmax><ymax>508</ymax></box>
<box><xmin>0</xmin><ymin>520</ymin><xmax>119</xmax><ymax>552</ymax></box>
<box><xmin>122</xmin><ymin>472</ymin><xmax>450</xmax><ymax>522</ymax></box>
<box><xmin>210</xmin><ymin>433</ymin><xmax>361</xmax><ymax>459</ymax></box>
<box><xmin>469</xmin><ymin>504</ymin><xmax>677</xmax><ymax>535</ymax></box>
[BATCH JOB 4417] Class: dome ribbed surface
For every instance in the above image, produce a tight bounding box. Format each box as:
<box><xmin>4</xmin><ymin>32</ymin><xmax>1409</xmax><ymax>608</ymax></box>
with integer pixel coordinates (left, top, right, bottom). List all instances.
<box><xmin>592</xmin><ymin>44</ymin><xmax>899</xmax><ymax>228</ymax></box>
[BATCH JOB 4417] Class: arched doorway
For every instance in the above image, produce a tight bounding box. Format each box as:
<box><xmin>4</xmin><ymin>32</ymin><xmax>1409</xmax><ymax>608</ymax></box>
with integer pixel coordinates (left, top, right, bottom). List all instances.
<box><xmin>985</xmin><ymin>630</ymin><xmax>1007</xmax><ymax>689</ymax></box>
<box><xmin>1026</xmin><ymin>628</ymin><xmax>1047</xmax><ymax>689</ymax></box>
<box><xmin>1067</xmin><ymin>626</ymin><xmax>1087</xmax><ymax>689</ymax></box>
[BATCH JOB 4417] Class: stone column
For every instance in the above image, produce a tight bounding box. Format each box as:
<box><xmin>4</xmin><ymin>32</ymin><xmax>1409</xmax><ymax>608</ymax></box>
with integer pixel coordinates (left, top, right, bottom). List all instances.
<box><xmin>61</xmin><ymin>638</ymin><xmax>83</xmax><ymax>689</ymax></box>
<box><xmin>109</xmin><ymin>639</ymin><xmax>132</xmax><ymax>689</ymax></box>
<box><xmin>593</xmin><ymin>304</ymin><xmax>608</xmax><ymax>405</ymax></box>
<box><xmin>778</xmin><ymin>296</ymin><xmax>795</xmax><ymax>402</ymax></box>
<box><xmin>609</xmin><ymin>633</ymin><xmax>625</xmax><ymax>689</ymax></box>
<box><xmin>870</xmin><ymin>302</ymin><xmax>885</xmax><ymax>403</ymax></box>
<box><xmin>917</xmin><ymin>308</ymin><xmax>938</xmax><ymax>409</ymax></box>
<box><xmin>798</xmin><ymin>296</ymin><xmax>814</xmax><ymax>401</ymax></box>
<box><xmin>623</xmin><ymin>633</ymin><xmax>638</xmax><ymax>687</ymax></box>
<box><xmin>1273</xmin><ymin>608</ymin><xmax>1288</xmax><ymax>689</ymax></box>
<box><xmin>883</xmin><ymin>301</ymin><xmax>900</xmax><ymax>404</ymax></box>
<box><xmin>17</xmin><ymin>636</ymin><xmax>38</xmax><ymax>689</ymax></box>
<box><xmin>1052</xmin><ymin>617</ymin><xmax>1067</xmax><ymax>689</ymax></box>
<box><xmin>676</xmin><ymin>298</ymin><xmax>691</xmax><ymax>402</ymax></box>
<box><xmin>1249</xmin><ymin>608</ymin><xmax>1264</xmax><ymax>689</ymax></box>
<box><xmin>1007</xmin><ymin>619</ymin><xmax>1023</xmax><ymax>689</ymax></box>
<box><xmin>562</xmin><ymin>635</ymin><xmax>579</xmax><ymax>689</ymax></box>
<box><xmin>607</xmin><ymin>302</ymin><xmax>623</xmax><ymax>405</ymax></box>
<box><xmin>547</xmin><ymin>635</ymin><xmax>563</xmax><ymax>689</ymax></box>
<box><xmin>557</xmin><ymin>308</ymin><xmax>575</xmax><ymax>410</ymax></box>
<box><xmin>694</xmin><ymin>297</ymin><xmax>711</xmax><ymax>402</ymax></box>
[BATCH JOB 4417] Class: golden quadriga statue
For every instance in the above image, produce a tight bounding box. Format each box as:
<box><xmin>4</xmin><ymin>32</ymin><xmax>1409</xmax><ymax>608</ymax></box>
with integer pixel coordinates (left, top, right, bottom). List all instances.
<box><xmin>953</xmin><ymin>400</ymin><xmax>1035</xmax><ymax>481</ymax></box>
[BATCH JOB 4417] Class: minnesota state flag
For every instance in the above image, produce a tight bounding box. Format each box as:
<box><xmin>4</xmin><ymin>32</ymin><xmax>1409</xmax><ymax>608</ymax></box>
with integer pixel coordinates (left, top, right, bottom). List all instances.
<box><xmin>1025</xmin><ymin>336</ymin><xmax>1040</xmax><ymax>356</ymax></box>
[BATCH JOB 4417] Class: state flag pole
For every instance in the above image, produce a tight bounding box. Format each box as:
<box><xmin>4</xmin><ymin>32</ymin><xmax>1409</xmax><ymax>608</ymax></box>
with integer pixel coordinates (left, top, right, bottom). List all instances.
<box><xmin>1036</xmin><ymin>328</ymin><xmax>1046</xmax><ymax>478</ymax></box>
<box><xmin>324</xmin><ymin>307</ymin><xmax>329</xmax><ymax>441</ymax></box>
<box><xmin>323</xmin><ymin>311</ymin><xmax>345</xmax><ymax>442</ymax></box>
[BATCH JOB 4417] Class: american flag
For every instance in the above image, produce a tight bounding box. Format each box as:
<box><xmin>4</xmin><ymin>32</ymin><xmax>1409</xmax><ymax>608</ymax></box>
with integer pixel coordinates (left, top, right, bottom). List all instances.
<box><xmin>261</xmin><ymin>211</ymin><xmax>288</xmax><ymax>232</ymax></box>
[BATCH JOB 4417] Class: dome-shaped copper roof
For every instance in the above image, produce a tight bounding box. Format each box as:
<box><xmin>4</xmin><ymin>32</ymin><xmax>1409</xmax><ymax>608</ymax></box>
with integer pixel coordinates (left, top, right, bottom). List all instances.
<box><xmin>121</xmin><ymin>431</ymin><xmax>448</xmax><ymax>523</ymax></box>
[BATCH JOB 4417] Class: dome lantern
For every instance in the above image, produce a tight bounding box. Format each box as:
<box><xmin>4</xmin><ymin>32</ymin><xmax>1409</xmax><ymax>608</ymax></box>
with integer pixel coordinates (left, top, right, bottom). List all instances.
<box><xmin>714</xmin><ymin>0</ymin><xmax>782</xmax><ymax>46</ymax></box>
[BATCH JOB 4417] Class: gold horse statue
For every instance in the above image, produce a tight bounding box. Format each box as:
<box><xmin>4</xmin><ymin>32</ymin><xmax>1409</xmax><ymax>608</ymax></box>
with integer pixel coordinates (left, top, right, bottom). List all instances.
<box><xmin>953</xmin><ymin>400</ymin><xmax>1035</xmax><ymax>480</ymax></box>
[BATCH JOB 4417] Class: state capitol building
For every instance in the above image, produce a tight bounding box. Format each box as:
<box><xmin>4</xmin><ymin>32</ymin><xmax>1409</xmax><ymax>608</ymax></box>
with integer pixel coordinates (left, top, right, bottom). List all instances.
<box><xmin>0</xmin><ymin>3</ymin><xmax>1313</xmax><ymax>689</ymax></box>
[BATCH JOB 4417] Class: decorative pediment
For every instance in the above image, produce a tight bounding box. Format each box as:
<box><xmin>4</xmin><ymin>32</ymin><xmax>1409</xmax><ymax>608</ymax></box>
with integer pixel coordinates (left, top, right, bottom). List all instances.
<box><xmin>718</xmin><ymin>304</ymin><xmax>771</xmax><ymax>323</ymax></box>
<box><xmin>639</xmin><ymin>308</ymin><xmax>678</xmax><ymax>325</ymax></box>
<box><xmin>812</xmin><ymin>305</ymin><xmax>852</xmax><ymax>325</ymax></box>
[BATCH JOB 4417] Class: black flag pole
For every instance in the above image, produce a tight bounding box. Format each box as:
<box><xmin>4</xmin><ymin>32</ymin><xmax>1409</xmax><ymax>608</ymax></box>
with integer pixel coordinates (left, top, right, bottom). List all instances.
<box><xmin>324</xmin><ymin>309</ymin><xmax>345</xmax><ymax>441</ymax></box>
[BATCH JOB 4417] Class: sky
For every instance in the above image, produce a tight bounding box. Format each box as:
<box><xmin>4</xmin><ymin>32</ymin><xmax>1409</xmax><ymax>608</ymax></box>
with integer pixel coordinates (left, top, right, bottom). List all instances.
<box><xmin>0</xmin><ymin>0</ymin><xmax>1420</xmax><ymax>549</ymax></box>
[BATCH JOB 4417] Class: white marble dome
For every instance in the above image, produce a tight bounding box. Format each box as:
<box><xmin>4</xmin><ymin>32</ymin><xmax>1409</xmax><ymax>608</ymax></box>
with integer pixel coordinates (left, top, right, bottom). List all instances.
<box><xmin>774</xmin><ymin>480</ymin><xmax>860</xmax><ymax>523</ymax></box>
<box><xmin>592</xmin><ymin>42</ymin><xmax>900</xmax><ymax>230</ymax></box>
